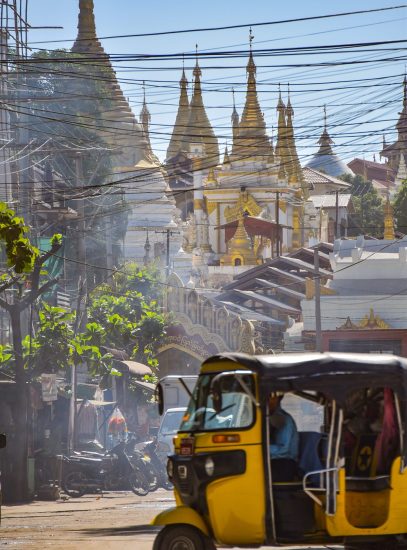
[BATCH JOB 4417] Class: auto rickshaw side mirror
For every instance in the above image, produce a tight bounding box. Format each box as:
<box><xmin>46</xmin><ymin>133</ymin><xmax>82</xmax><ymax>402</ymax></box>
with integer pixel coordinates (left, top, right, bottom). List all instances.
<box><xmin>155</xmin><ymin>383</ymin><xmax>164</xmax><ymax>416</ymax></box>
<box><xmin>0</xmin><ymin>433</ymin><xmax>6</xmax><ymax>449</ymax></box>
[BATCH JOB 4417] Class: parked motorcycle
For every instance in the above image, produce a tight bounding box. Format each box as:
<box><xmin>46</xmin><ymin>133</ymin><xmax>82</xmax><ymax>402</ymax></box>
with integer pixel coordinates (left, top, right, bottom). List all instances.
<box><xmin>141</xmin><ymin>438</ymin><xmax>173</xmax><ymax>491</ymax></box>
<box><xmin>62</xmin><ymin>440</ymin><xmax>150</xmax><ymax>497</ymax></box>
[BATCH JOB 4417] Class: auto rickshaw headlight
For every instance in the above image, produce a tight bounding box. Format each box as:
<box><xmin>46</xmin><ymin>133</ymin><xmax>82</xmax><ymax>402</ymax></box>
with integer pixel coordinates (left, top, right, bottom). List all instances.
<box><xmin>205</xmin><ymin>456</ymin><xmax>215</xmax><ymax>477</ymax></box>
<box><xmin>167</xmin><ymin>458</ymin><xmax>173</xmax><ymax>479</ymax></box>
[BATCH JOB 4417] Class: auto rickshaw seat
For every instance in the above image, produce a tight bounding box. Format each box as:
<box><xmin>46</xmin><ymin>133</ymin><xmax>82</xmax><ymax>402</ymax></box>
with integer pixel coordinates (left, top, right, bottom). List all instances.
<box><xmin>298</xmin><ymin>431</ymin><xmax>328</xmax><ymax>485</ymax></box>
<box><xmin>344</xmin><ymin>433</ymin><xmax>392</xmax><ymax>492</ymax></box>
<box><xmin>345</xmin><ymin>475</ymin><xmax>390</xmax><ymax>492</ymax></box>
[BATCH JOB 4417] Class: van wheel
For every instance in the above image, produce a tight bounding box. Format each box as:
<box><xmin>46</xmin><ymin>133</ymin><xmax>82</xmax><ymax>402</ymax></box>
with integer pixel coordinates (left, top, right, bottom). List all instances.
<box><xmin>153</xmin><ymin>525</ymin><xmax>214</xmax><ymax>550</ymax></box>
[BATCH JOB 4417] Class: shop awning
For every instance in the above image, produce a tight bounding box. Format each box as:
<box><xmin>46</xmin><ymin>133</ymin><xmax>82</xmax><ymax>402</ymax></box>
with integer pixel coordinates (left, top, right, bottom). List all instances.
<box><xmin>119</xmin><ymin>360</ymin><xmax>153</xmax><ymax>376</ymax></box>
<box><xmin>132</xmin><ymin>380</ymin><xmax>155</xmax><ymax>393</ymax></box>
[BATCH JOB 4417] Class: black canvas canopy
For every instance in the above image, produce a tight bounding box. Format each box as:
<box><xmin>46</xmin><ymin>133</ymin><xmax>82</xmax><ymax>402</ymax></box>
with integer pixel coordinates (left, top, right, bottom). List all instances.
<box><xmin>203</xmin><ymin>352</ymin><xmax>407</xmax><ymax>463</ymax></box>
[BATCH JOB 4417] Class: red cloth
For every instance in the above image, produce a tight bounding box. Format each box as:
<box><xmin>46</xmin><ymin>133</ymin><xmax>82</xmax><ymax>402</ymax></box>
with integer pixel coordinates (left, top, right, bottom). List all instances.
<box><xmin>375</xmin><ymin>388</ymin><xmax>399</xmax><ymax>474</ymax></box>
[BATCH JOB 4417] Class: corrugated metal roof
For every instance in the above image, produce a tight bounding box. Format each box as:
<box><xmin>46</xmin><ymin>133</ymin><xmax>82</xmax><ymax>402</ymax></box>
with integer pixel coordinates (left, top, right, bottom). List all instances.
<box><xmin>234</xmin><ymin>290</ymin><xmax>301</xmax><ymax>314</ymax></box>
<box><xmin>310</xmin><ymin>194</ymin><xmax>352</xmax><ymax>209</ymax></box>
<box><xmin>303</xmin><ymin>167</ymin><xmax>351</xmax><ymax>187</ymax></box>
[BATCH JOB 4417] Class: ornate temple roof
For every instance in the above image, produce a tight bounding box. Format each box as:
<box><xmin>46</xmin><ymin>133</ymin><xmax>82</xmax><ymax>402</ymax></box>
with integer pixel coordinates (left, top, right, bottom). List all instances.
<box><xmin>180</xmin><ymin>55</ymin><xmax>219</xmax><ymax>167</ymax></box>
<box><xmin>72</xmin><ymin>0</ymin><xmax>151</xmax><ymax>167</ymax></box>
<box><xmin>306</xmin><ymin>107</ymin><xmax>352</xmax><ymax>177</ymax></box>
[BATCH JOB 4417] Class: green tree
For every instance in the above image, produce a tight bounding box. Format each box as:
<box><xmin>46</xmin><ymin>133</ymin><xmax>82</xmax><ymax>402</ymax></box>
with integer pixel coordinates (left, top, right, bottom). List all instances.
<box><xmin>0</xmin><ymin>303</ymin><xmax>112</xmax><ymax>379</ymax></box>
<box><xmin>393</xmin><ymin>179</ymin><xmax>407</xmax><ymax>234</ymax></box>
<box><xmin>0</xmin><ymin>204</ymin><xmax>62</xmax><ymax>501</ymax></box>
<box><xmin>88</xmin><ymin>263</ymin><xmax>168</xmax><ymax>372</ymax></box>
<box><xmin>341</xmin><ymin>174</ymin><xmax>384</xmax><ymax>238</ymax></box>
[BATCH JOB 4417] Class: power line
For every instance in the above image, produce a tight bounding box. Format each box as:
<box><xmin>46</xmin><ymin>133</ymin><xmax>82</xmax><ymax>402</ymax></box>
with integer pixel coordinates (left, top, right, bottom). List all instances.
<box><xmin>28</xmin><ymin>5</ymin><xmax>407</xmax><ymax>44</ymax></box>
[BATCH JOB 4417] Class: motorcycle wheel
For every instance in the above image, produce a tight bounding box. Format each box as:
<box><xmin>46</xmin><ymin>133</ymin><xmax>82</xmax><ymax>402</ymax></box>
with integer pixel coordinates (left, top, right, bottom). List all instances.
<box><xmin>129</xmin><ymin>470</ymin><xmax>150</xmax><ymax>496</ymax></box>
<box><xmin>62</xmin><ymin>470</ymin><xmax>87</xmax><ymax>497</ymax></box>
<box><xmin>144</xmin><ymin>463</ymin><xmax>159</xmax><ymax>492</ymax></box>
<box><xmin>104</xmin><ymin>472</ymin><xmax>122</xmax><ymax>491</ymax></box>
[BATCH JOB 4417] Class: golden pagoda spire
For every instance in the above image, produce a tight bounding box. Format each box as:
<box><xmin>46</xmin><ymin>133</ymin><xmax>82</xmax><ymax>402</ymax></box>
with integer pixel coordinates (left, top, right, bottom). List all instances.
<box><xmin>231</xmin><ymin>88</ymin><xmax>240</xmax><ymax>154</ymax></box>
<box><xmin>139</xmin><ymin>82</ymin><xmax>157</xmax><ymax>162</ymax></box>
<box><xmin>232</xmin><ymin>29</ymin><xmax>269</xmax><ymax>161</ymax></box>
<box><xmin>71</xmin><ymin>0</ymin><xmax>150</xmax><ymax>167</ymax></box>
<box><xmin>223</xmin><ymin>144</ymin><xmax>231</xmax><ymax>165</ymax></box>
<box><xmin>181</xmin><ymin>46</ymin><xmax>219</xmax><ymax>166</ymax></box>
<box><xmin>285</xmin><ymin>84</ymin><xmax>303</xmax><ymax>183</ymax></box>
<box><xmin>275</xmin><ymin>84</ymin><xmax>290</xmax><ymax>178</ymax></box>
<box><xmin>220</xmin><ymin>214</ymin><xmax>258</xmax><ymax>266</ymax></box>
<box><xmin>140</xmin><ymin>81</ymin><xmax>150</xmax><ymax>132</ymax></box>
<box><xmin>166</xmin><ymin>58</ymin><xmax>190</xmax><ymax>161</ymax></box>
<box><xmin>205</xmin><ymin>167</ymin><xmax>217</xmax><ymax>187</ymax></box>
<box><xmin>72</xmin><ymin>0</ymin><xmax>103</xmax><ymax>54</ymax></box>
<box><xmin>383</xmin><ymin>194</ymin><xmax>395</xmax><ymax>240</ymax></box>
<box><xmin>267</xmin><ymin>127</ymin><xmax>275</xmax><ymax>164</ymax></box>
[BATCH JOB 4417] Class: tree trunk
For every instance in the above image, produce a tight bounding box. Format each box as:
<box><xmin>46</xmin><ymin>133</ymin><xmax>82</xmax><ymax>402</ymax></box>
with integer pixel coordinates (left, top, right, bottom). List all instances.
<box><xmin>10</xmin><ymin>306</ymin><xmax>29</xmax><ymax>502</ymax></box>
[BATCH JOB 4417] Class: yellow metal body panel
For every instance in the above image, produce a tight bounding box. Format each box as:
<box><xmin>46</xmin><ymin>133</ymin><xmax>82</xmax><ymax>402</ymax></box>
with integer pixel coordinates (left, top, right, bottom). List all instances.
<box><xmin>172</xmin><ymin>365</ymin><xmax>267</xmax><ymax>546</ymax></box>
<box><xmin>205</xmin><ymin>442</ymin><xmax>266</xmax><ymax>545</ymax></box>
<box><xmin>325</xmin><ymin>459</ymin><xmax>407</xmax><ymax>536</ymax></box>
<box><xmin>151</xmin><ymin>505</ymin><xmax>210</xmax><ymax>536</ymax></box>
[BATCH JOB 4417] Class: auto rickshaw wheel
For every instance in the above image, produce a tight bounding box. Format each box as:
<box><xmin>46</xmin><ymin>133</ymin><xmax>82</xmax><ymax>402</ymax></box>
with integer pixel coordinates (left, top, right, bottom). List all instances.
<box><xmin>153</xmin><ymin>525</ymin><xmax>215</xmax><ymax>550</ymax></box>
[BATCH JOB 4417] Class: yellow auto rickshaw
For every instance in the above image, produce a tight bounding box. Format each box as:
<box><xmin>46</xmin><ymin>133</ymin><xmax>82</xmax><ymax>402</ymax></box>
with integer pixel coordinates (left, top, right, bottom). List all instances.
<box><xmin>153</xmin><ymin>352</ymin><xmax>407</xmax><ymax>550</ymax></box>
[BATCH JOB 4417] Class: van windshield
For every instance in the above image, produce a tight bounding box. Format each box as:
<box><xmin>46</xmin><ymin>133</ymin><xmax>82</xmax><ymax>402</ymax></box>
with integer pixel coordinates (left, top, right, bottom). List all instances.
<box><xmin>179</xmin><ymin>373</ymin><xmax>255</xmax><ymax>432</ymax></box>
<box><xmin>160</xmin><ymin>410</ymin><xmax>186</xmax><ymax>435</ymax></box>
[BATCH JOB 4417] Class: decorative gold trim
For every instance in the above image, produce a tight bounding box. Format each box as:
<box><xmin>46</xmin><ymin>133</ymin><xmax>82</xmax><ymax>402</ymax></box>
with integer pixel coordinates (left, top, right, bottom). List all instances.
<box><xmin>224</xmin><ymin>189</ymin><xmax>262</xmax><ymax>223</ymax></box>
<box><xmin>359</xmin><ymin>308</ymin><xmax>390</xmax><ymax>329</ymax></box>
<box><xmin>206</xmin><ymin>199</ymin><xmax>217</xmax><ymax>216</ymax></box>
<box><xmin>336</xmin><ymin>308</ymin><xmax>391</xmax><ymax>330</ymax></box>
<box><xmin>193</xmin><ymin>198</ymin><xmax>205</xmax><ymax>210</ymax></box>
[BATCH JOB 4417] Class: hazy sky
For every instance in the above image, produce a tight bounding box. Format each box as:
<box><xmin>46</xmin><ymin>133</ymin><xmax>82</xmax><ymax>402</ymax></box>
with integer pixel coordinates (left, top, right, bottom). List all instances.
<box><xmin>28</xmin><ymin>1</ymin><xmax>407</xmax><ymax>163</ymax></box>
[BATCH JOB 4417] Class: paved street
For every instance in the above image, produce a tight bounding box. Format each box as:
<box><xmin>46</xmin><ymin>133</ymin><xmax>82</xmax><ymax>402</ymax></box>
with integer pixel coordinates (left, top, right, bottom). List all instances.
<box><xmin>0</xmin><ymin>491</ymin><xmax>332</xmax><ymax>550</ymax></box>
<box><xmin>0</xmin><ymin>490</ymin><xmax>172</xmax><ymax>550</ymax></box>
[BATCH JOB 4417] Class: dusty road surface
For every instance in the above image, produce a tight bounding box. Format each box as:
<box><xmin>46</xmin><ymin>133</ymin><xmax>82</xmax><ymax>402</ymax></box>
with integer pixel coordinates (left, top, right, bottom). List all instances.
<box><xmin>0</xmin><ymin>489</ymin><xmax>173</xmax><ymax>550</ymax></box>
<box><xmin>0</xmin><ymin>491</ymin><xmax>336</xmax><ymax>550</ymax></box>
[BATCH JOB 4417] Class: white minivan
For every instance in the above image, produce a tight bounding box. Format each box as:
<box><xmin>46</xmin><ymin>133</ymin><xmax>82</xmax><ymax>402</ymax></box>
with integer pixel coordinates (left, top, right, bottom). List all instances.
<box><xmin>156</xmin><ymin>407</ymin><xmax>186</xmax><ymax>461</ymax></box>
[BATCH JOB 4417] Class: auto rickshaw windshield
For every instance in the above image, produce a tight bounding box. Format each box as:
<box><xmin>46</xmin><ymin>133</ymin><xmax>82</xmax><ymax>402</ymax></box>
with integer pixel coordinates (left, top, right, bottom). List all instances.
<box><xmin>179</xmin><ymin>373</ymin><xmax>256</xmax><ymax>432</ymax></box>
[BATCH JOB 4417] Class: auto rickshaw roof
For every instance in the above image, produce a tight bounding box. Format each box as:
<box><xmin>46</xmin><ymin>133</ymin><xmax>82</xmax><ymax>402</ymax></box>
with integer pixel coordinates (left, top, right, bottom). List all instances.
<box><xmin>202</xmin><ymin>352</ymin><xmax>407</xmax><ymax>400</ymax></box>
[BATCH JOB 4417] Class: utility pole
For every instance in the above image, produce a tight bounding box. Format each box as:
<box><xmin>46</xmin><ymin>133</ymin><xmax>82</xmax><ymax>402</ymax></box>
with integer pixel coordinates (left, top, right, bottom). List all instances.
<box><xmin>314</xmin><ymin>246</ymin><xmax>322</xmax><ymax>352</ymax></box>
<box><xmin>74</xmin><ymin>153</ymin><xmax>88</xmax><ymax>330</ymax></box>
<box><xmin>67</xmin><ymin>154</ymin><xmax>88</xmax><ymax>454</ymax></box>
<box><xmin>275</xmin><ymin>191</ymin><xmax>280</xmax><ymax>257</ymax></box>
<box><xmin>155</xmin><ymin>219</ymin><xmax>179</xmax><ymax>278</ymax></box>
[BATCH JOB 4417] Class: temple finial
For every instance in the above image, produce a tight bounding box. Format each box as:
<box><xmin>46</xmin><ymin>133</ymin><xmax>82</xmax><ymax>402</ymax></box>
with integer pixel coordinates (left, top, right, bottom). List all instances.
<box><xmin>249</xmin><ymin>27</ymin><xmax>254</xmax><ymax>50</ymax></box>
<box><xmin>194</xmin><ymin>44</ymin><xmax>201</xmax><ymax>78</ymax></box>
